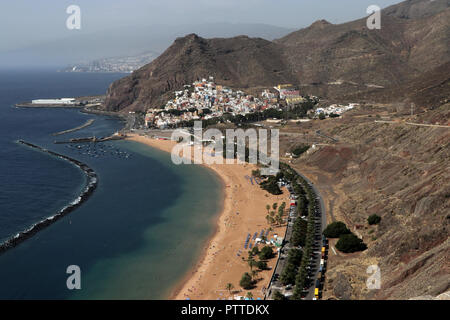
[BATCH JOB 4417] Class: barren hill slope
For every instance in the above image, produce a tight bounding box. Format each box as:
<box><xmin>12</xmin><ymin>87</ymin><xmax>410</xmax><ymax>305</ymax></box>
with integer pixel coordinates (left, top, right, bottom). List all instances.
<box><xmin>383</xmin><ymin>0</ymin><xmax>450</xmax><ymax>19</ymax></box>
<box><xmin>276</xmin><ymin>1</ymin><xmax>450</xmax><ymax>95</ymax></box>
<box><xmin>293</xmin><ymin>104</ymin><xmax>449</xmax><ymax>299</ymax></box>
<box><xmin>344</xmin><ymin>61</ymin><xmax>450</xmax><ymax>109</ymax></box>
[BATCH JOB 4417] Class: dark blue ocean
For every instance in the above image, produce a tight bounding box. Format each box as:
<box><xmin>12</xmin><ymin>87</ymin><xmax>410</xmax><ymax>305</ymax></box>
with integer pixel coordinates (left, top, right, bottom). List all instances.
<box><xmin>0</xmin><ymin>70</ymin><xmax>222</xmax><ymax>299</ymax></box>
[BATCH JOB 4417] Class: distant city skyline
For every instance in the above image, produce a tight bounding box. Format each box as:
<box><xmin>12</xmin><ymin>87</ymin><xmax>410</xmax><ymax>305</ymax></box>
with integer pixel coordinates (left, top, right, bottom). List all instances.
<box><xmin>1</xmin><ymin>0</ymin><xmax>403</xmax><ymax>52</ymax></box>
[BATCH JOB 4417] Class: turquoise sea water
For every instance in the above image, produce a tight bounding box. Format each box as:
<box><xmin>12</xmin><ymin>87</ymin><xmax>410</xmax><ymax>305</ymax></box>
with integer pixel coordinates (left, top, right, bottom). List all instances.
<box><xmin>0</xmin><ymin>70</ymin><xmax>223</xmax><ymax>299</ymax></box>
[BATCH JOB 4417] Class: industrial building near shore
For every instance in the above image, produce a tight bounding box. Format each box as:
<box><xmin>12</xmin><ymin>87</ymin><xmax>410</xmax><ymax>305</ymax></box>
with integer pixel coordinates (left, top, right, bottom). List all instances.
<box><xmin>31</xmin><ymin>98</ymin><xmax>77</xmax><ymax>105</ymax></box>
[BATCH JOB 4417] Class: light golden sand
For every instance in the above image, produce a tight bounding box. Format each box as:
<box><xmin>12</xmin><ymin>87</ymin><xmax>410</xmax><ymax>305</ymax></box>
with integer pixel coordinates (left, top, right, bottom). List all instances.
<box><xmin>127</xmin><ymin>133</ymin><xmax>288</xmax><ymax>300</ymax></box>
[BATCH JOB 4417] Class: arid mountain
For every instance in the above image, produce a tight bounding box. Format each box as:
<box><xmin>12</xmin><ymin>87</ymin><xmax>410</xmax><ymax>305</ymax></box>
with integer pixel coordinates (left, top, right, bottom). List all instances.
<box><xmin>105</xmin><ymin>34</ymin><xmax>295</xmax><ymax>112</ymax></box>
<box><xmin>383</xmin><ymin>0</ymin><xmax>450</xmax><ymax>19</ymax></box>
<box><xmin>104</xmin><ymin>0</ymin><xmax>449</xmax><ymax>112</ymax></box>
<box><xmin>276</xmin><ymin>1</ymin><xmax>450</xmax><ymax>96</ymax></box>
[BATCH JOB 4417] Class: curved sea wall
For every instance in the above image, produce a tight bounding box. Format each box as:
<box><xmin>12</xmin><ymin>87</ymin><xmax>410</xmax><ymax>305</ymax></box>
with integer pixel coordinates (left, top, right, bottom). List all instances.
<box><xmin>0</xmin><ymin>140</ymin><xmax>98</xmax><ymax>255</ymax></box>
<box><xmin>52</xmin><ymin>119</ymin><xmax>95</xmax><ymax>136</ymax></box>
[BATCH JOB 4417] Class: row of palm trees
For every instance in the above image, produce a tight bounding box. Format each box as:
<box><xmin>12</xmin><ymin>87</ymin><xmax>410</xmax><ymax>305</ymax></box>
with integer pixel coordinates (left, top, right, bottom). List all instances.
<box><xmin>271</xmin><ymin>163</ymin><xmax>319</xmax><ymax>300</ymax></box>
<box><xmin>292</xmin><ymin>177</ymin><xmax>318</xmax><ymax>299</ymax></box>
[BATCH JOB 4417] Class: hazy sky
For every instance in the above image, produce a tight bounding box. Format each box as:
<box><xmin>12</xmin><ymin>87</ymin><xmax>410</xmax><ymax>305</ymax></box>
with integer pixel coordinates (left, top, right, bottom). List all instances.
<box><xmin>0</xmin><ymin>0</ymin><xmax>403</xmax><ymax>52</ymax></box>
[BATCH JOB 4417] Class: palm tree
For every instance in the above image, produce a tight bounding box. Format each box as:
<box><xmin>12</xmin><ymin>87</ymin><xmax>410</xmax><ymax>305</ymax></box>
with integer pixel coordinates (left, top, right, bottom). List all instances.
<box><xmin>278</xmin><ymin>202</ymin><xmax>286</xmax><ymax>218</ymax></box>
<box><xmin>251</xmin><ymin>270</ymin><xmax>258</xmax><ymax>281</ymax></box>
<box><xmin>246</xmin><ymin>292</ymin><xmax>254</xmax><ymax>300</ymax></box>
<box><xmin>276</xmin><ymin>214</ymin><xmax>283</xmax><ymax>226</ymax></box>
<box><xmin>266</xmin><ymin>204</ymin><xmax>270</xmax><ymax>214</ymax></box>
<box><xmin>247</xmin><ymin>256</ymin><xmax>256</xmax><ymax>271</ymax></box>
<box><xmin>269</xmin><ymin>217</ymin><xmax>275</xmax><ymax>225</ymax></box>
<box><xmin>226</xmin><ymin>283</ymin><xmax>234</xmax><ymax>295</ymax></box>
<box><xmin>272</xmin><ymin>203</ymin><xmax>278</xmax><ymax>210</ymax></box>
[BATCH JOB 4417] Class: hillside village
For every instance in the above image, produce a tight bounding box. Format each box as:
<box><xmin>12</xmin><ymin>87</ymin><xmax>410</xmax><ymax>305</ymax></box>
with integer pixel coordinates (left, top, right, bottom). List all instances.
<box><xmin>143</xmin><ymin>77</ymin><xmax>357</xmax><ymax>129</ymax></box>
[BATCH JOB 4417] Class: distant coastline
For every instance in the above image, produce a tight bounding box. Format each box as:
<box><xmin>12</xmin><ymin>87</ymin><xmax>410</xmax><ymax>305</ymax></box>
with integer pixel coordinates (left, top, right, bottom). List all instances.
<box><xmin>0</xmin><ymin>140</ymin><xmax>98</xmax><ymax>255</ymax></box>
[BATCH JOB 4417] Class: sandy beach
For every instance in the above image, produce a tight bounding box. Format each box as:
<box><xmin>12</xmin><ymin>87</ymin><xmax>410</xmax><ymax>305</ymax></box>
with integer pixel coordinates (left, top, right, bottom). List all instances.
<box><xmin>127</xmin><ymin>133</ymin><xmax>288</xmax><ymax>300</ymax></box>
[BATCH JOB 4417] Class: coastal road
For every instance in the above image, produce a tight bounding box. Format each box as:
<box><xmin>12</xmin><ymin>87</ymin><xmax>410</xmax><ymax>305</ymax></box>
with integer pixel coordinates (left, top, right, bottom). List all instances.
<box><xmin>265</xmin><ymin>170</ymin><xmax>327</xmax><ymax>300</ymax></box>
<box><xmin>294</xmin><ymin>169</ymin><xmax>327</xmax><ymax>300</ymax></box>
<box><xmin>295</xmin><ymin>170</ymin><xmax>327</xmax><ymax>234</ymax></box>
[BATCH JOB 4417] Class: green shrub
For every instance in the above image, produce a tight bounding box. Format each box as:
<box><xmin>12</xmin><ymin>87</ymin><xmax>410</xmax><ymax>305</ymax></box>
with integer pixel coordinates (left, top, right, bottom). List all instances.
<box><xmin>291</xmin><ymin>145</ymin><xmax>310</xmax><ymax>157</ymax></box>
<box><xmin>336</xmin><ymin>233</ymin><xmax>367</xmax><ymax>253</ymax></box>
<box><xmin>239</xmin><ymin>273</ymin><xmax>254</xmax><ymax>289</ymax></box>
<box><xmin>323</xmin><ymin>221</ymin><xmax>351</xmax><ymax>238</ymax></box>
<box><xmin>251</xmin><ymin>246</ymin><xmax>260</xmax><ymax>256</ymax></box>
<box><xmin>291</xmin><ymin>218</ymin><xmax>308</xmax><ymax>247</ymax></box>
<box><xmin>280</xmin><ymin>263</ymin><xmax>297</xmax><ymax>285</ymax></box>
<box><xmin>256</xmin><ymin>261</ymin><xmax>268</xmax><ymax>270</ymax></box>
<box><xmin>273</xmin><ymin>290</ymin><xmax>287</xmax><ymax>300</ymax></box>
<box><xmin>251</xmin><ymin>169</ymin><xmax>261</xmax><ymax>177</ymax></box>
<box><xmin>368</xmin><ymin>214</ymin><xmax>382</xmax><ymax>225</ymax></box>
<box><xmin>260</xmin><ymin>177</ymin><xmax>282</xmax><ymax>195</ymax></box>
<box><xmin>296</xmin><ymin>195</ymin><xmax>308</xmax><ymax>216</ymax></box>
<box><xmin>287</xmin><ymin>249</ymin><xmax>303</xmax><ymax>266</ymax></box>
<box><xmin>259</xmin><ymin>246</ymin><xmax>274</xmax><ymax>260</ymax></box>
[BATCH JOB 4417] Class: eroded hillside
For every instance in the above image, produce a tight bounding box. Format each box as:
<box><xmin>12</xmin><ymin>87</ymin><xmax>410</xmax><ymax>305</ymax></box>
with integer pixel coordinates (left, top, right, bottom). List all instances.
<box><xmin>289</xmin><ymin>104</ymin><xmax>449</xmax><ymax>299</ymax></box>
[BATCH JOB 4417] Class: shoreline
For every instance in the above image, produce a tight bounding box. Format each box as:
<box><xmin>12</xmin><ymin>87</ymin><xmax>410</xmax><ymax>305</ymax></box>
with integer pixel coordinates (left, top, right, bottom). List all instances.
<box><xmin>167</xmin><ymin>170</ymin><xmax>226</xmax><ymax>301</ymax></box>
<box><xmin>126</xmin><ymin>133</ymin><xmax>289</xmax><ymax>300</ymax></box>
<box><xmin>0</xmin><ymin>140</ymin><xmax>98</xmax><ymax>255</ymax></box>
<box><xmin>126</xmin><ymin>134</ymin><xmax>227</xmax><ymax>300</ymax></box>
